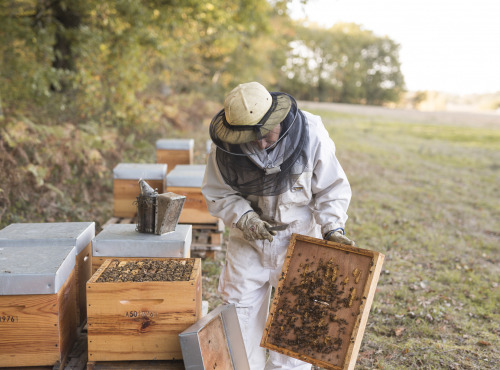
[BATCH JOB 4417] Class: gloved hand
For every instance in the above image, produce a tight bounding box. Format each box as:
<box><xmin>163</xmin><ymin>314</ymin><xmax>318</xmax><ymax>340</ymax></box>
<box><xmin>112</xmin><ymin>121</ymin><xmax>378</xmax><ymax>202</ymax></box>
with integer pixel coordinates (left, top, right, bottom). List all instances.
<box><xmin>326</xmin><ymin>230</ymin><xmax>356</xmax><ymax>246</ymax></box>
<box><xmin>236</xmin><ymin>211</ymin><xmax>277</xmax><ymax>242</ymax></box>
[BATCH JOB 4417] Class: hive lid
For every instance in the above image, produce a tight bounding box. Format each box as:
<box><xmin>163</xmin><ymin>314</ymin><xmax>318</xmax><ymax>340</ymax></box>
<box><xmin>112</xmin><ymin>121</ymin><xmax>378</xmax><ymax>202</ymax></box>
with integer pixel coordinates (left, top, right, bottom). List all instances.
<box><xmin>156</xmin><ymin>138</ymin><xmax>194</xmax><ymax>150</ymax></box>
<box><xmin>113</xmin><ymin>163</ymin><xmax>168</xmax><ymax>180</ymax></box>
<box><xmin>167</xmin><ymin>164</ymin><xmax>207</xmax><ymax>188</ymax></box>
<box><xmin>179</xmin><ymin>304</ymin><xmax>250</xmax><ymax>370</ymax></box>
<box><xmin>0</xmin><ymin>244</ymin><xmax>76</xmax><ymax>295</ymax></box>
<box><xmin>0</xmin><ymin>222</ymin><xmax>95</xmax><ymax>254</ymax></box>
<box><xmin>93</xmin><ymin>223</ymin><xmax>192</xmax><ymax>258</ymax></box>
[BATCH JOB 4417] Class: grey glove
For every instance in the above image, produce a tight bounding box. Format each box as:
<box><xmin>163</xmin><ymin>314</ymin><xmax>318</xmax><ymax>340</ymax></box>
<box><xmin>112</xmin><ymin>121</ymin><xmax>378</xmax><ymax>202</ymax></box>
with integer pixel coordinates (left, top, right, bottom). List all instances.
<box><xmin>326</xmin><ymin>230</ymin><xmax>356</xmax><ymax>246</ymax></box>
<box><xmin>236</xmin><ymin>211</ymin><xmax>277</xmax><ymax>242</ymax></box>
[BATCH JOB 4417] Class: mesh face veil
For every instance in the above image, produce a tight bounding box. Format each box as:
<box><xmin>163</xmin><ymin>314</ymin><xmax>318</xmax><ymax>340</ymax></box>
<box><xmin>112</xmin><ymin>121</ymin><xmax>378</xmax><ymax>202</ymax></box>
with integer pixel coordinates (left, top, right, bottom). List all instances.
<box><xmin>209</xmin><ymin>94</ymin><xmax>310</xmax><ymax>196</ymax></box>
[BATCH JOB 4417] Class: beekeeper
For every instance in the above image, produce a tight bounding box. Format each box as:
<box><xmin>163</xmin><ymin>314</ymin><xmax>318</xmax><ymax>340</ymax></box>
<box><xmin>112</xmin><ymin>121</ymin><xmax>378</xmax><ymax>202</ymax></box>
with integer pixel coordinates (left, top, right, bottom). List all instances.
<box><xmin>201</xmin><ymin>81</ymin><xmax>354</xmax><ymax>369</ymax></box>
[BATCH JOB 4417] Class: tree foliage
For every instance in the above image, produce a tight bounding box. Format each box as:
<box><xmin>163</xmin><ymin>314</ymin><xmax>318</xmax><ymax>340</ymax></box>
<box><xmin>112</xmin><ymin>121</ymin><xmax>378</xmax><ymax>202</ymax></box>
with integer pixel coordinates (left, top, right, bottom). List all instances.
<box><xmin>0</xmin><ymin>1</ymin><xmax>406</xmax><ymax>227</ymax></box>
<box><xmin>280</xmin><ymin>22</ymin><xmax>405</xmax><ymax>105</ymax></box>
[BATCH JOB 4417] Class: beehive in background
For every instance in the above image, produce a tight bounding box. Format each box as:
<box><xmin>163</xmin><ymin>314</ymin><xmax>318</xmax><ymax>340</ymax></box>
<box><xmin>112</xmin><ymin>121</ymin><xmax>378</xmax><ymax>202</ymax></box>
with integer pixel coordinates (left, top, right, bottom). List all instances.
<box><xmin>261</xmin><ymin>234</ymin><xmax>384</xmax><ymax>370</ymax></box>
<box><xmin>113</xmin><ymin>163</ymin><xmax>167</xmax><ymax>218</ymax></box>
<box><xmin>156</xmin><ymin>139</ymin><xmax>194</xmax><ymax>173</ymax></box>
<box><xmin>166</xmin><ymin>164</ymin><xmax>217</xmax><ymax>224</ymax></box>
<box><xmin>0</xmin><ymin>222</ymin><xmax>95</xmax><ymax>326</ymax></box>
<box><xmin>206</xmin><ymin>139</ymin><xmax>213</xmax><ymax>162</ymax></box>
<box><xmin>0</xmin><ymin>245</ymin><xmax>77</xmax><ymax>367</ymax></box>
<box><xmin>92</xmin><ymin>223</ymin><xmax>192</xmax><ymax>273</ymax></box>
<box><xmin>87</xmin><ymin>257</ymin><xmax>202</xmax><ymax>362</ymax></box>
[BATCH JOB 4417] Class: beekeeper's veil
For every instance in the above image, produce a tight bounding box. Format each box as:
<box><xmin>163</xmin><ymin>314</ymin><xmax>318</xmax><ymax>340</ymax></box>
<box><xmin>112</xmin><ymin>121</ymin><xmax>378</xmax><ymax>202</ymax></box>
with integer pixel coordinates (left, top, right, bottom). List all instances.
<box><xmin>209</xmin><ymin>82</ymin><xmax>309</xmax><ymax>196</ymax></box>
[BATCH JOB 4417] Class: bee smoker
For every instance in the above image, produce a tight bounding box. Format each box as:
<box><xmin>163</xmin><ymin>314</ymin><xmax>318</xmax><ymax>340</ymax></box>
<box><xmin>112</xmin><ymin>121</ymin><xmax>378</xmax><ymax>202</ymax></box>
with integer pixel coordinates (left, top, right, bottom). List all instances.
<box><xmin>136</xmin><ymin>179</ymin><xmax>186</xmax><ymax>235</ymax></box>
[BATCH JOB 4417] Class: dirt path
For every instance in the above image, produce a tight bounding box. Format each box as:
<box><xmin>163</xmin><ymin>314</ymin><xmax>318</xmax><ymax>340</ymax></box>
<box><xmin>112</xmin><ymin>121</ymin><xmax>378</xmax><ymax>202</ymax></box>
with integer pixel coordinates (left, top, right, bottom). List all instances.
<box><xmin>299</xmin><ymin>101</ymin><xmax>500</xmax><ymax>128</ymax></box>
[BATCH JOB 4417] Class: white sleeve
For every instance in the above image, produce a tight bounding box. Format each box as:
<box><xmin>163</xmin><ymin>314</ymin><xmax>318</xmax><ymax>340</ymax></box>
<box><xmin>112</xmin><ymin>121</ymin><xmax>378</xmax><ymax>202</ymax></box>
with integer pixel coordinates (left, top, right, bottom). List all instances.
<box><xmin>201</xmin><ymin>145</ymin><xmax>253</xmax><ymax>227</ymax></box>
<box><xmin>307</xmin><ymin>113</ymin><xmax>352</xmax><ymax>236</ymax></box>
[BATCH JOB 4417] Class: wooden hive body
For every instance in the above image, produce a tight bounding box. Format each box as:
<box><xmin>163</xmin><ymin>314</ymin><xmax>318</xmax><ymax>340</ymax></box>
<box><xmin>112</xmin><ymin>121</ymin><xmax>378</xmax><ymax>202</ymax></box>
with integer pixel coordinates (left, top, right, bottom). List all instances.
<box><xmin>156</xmin><ymin>139</ymin><xmax>194</xmax><ymax>174</ymax></box>
<box><xmin>0</xmin><ymin>245</ymin><xmax>77</xmax><ymax>367</ymax></box>
<box><xmin>261</xmin><ymin>234</ymin><xmax>384</xmax><ymax>370</ymax></box>
<box><xmin>86</xmin><ymin>258</ymin><xmax>202</xmax><ymax>362</ymax></box>
<box><xmin>113</xmin><ymin>163</ymin><xmax>167</xmax><ymax>218</ymax></box>
<box><xmin>166</xmin><ymin>164</ymin><xmax>217</xmax><ymax>224</ymax></box>
<box><xmin>0</xmin><ymin>222</ymin><xmax>95</xmax><ymax>327</ymax></box>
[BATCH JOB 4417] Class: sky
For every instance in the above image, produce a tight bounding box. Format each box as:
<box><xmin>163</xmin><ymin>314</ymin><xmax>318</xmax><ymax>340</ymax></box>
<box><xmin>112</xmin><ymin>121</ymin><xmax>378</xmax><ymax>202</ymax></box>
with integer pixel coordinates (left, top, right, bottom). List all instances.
<box><xmin>289</xmin><ymin>0</ymin><xmax>500</xmax><ymax>95</ymax></box>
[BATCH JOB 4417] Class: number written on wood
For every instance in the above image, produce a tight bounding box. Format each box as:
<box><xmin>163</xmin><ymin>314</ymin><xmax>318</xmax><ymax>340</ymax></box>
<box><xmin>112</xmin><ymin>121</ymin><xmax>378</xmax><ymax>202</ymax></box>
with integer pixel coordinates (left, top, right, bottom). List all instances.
<box><xmin>125</xmin><ymin>311</ymin><xmax>158</xmax><ymax>318</ymax></box>
<box><xmin>1</xmin><ymin>315</ymin><xmax>19</xmax><ymax>323</ymax></box>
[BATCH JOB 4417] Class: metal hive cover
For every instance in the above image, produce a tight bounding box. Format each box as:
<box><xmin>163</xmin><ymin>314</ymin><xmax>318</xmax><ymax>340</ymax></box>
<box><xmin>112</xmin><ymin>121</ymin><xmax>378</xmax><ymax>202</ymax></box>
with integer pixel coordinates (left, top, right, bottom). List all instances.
<box><xmin>113</xmin><ymin>163</ymin><xmax>168</xmax><ymax>180</ymax></box>
<box><xmin>0</xmin><ymin>244</ymin><xmax>76</xmax><ymax>295</ymax></box>
<box><xmin>156</xmin><ymin>138</ymin><xmax>194</xmax><ymax>150</ymax></box>
<box><xmin>0</xmin><ymin>222</ymin><xmax>95</xmax><ymax>254</ymax></box>
<box><xmin>93</xmin><ymin>223</ymin><xmax>192</xmax><ymax>258</ymax></box>
<box><xmin>166</xmin><ymin>164</ymin><xmax>207</xmax><ymax>188</ymax></box>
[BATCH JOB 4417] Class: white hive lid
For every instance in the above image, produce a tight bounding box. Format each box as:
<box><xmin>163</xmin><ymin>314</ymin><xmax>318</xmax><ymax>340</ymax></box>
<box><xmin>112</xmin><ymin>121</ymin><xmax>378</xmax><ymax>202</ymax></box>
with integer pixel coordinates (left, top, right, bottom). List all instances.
<box><xmin>0</xmin><ymin>244</ymin><xmax>76</xmax><ymax>295</ymax></box>
<box><xmin>156</xmin><ymin>138</ymin><xmax>194</xmax><ymax>150</ymax></box>
<box><xmin>92</xmin><ymin>223</ymin><xmax>192</xmax><ymax>258</ymax></box>
<box><xmin>113</xmin><ymin>163</ymin><xmax>168</xmax><ymax>180</ymax></box>
<box><xmin>167</xmin><ymin>164</ymin><xmax>206</xmax><ymax>188</ymax></box>
<box><xmin>0</xmin><ymin>222</ymin><xmax>95</xmax><ymax>255</ymax></box>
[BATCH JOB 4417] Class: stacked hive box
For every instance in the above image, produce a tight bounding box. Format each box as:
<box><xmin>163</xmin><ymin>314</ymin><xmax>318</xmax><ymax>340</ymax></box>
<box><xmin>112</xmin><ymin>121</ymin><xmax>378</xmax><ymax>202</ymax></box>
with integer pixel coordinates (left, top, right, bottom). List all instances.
<box><xmin>166</xmin><ymin>164</ymin><xmax>223</xmax><ymax>255</ymax></box>
<box><xmin>91</xmin><ymin>223</ymin><xmax>192</xmax><ymax>273</ymax></box>
<box><xmin>0</xmin><ymin>244</ymin><xmax>77</xmax><ymax>367</ymax></box>
<box><xmin>87</xmin><ymin>257</ymin><xmax>202</xmax><ymax>362</ymax></box>
<box><xmin>156</xmin><ymin>138</ymin><xmax>194</xmax><ymax>173</ymax></box>
<box><xmin>113</xmin><ymin>163</ymin><xmax>168</xmax><ymax>218</ymax></box>
<box><xmin>166</xmin><ymin>164</ymin><xmax>215</xmax><ymax>225</ymax></box>
<box><xmin>0</xmin><ymin>222</ymin><xmax>95</xmax><ymax>326</ymax></box>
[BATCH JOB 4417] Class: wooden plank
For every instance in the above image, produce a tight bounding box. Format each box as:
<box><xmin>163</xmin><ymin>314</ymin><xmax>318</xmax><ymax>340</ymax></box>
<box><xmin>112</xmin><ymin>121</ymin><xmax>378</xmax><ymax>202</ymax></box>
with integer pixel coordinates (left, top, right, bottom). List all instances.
<box><xmin>261</xmin><ymin>234</ymin><xmax>384</xmax><ymax>370</ymax></box>
<box><xmin>87</xmin><ymin>360</ymin><xmax>185</xmax><ymax>369</ymax></box>
<box><xmin>198</xmin><ymin>315</ymin><xmax>232</xmax><ymax>369</ymax></box>
<box><xmin>102</xmin><ymin>217</ymin><xmax>121</xmax><ymax>228</ymax></box>
<box><xmin>87</xmin><ymin>259</ymin><xmax>202</xmax><ymax>362</ymax></box>
<box><xmin>0</xmin><ymin>270</ymin><xmax>77</xmax><ymax>367</ymax></box>
<box><xmin>75</xmin><ymin>242</ymin><xmax>93</xmax><ymax>326</ymax></box>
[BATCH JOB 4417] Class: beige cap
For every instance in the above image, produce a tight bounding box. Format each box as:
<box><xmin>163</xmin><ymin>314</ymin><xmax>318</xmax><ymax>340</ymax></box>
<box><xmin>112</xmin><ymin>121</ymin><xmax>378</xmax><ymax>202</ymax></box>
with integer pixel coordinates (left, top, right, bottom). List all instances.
<box><xmin>209</xmin><ymin>81</ymin><xmax>292</xmax><ymax>144</ymax></box>
<box><xmin>224</xmin><ymin>82</ymin><xmax>273</xmax><ymax>126</ymax></box>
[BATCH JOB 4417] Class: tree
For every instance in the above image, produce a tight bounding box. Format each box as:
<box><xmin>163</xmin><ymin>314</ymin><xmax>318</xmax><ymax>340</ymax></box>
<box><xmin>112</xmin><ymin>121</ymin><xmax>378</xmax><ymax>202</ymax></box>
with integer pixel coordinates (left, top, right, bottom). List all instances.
<box><xmin>0</xmin><ymin>0</ymin><xmax>292</xmax><ymax>120</ymax></box>
<box><xmin>280</xmin><ymin>22</ymin><xmax>406</xmax><ymax>105</ymax></box>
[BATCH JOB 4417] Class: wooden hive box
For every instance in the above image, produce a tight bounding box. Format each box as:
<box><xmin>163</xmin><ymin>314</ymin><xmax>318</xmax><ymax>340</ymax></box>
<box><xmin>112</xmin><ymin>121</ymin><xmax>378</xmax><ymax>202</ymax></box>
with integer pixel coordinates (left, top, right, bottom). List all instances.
<box><xmin>92</xmin><ymin>223</ymin><xmax>192</xmax><ymax>273</ymax></box>
<box><xmin>166</xmin><ymin>164</ymin><xmax>217</xmax><ymax>224</ymax></box>
<box><xmin>261</xmin><ymin>234</ymin><xmax>384</xmax><ymax>370</ymax></box>
<box><xmin>179</xmin><ymin>303</ymin><xmax>250</xmax><ymax>370</ymax></box>
<box><xmin>0</xmin><ymin>245</ymin><xmax>77</xmax><ymax>367</ymax></box>
<box><xmin>113</xmin><ymin>163</ymin><xmax>168</xmax><ymax>218</ymax></box>
<box><xmin>0</xmin><ymin>222</ymin><xmax>95</xmax><ymax>326</ymax></box>
<box><xmin>86</xmin><ymin>257</ymin><xmax>202</xmax><ymax>362</ymax></box>
<box><xmin>156</xmin><ymin>139</ymin><xmax>194</xmax><ymax>173</ymax></box>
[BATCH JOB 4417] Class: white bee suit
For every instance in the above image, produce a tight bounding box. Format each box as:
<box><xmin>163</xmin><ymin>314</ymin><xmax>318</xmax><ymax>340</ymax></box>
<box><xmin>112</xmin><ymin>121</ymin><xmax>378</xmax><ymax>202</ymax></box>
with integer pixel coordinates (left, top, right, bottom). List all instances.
<box><xmin>201</xmin><ymin>111</ymin><xmax>352</xmax><ymax>369</ymax></box>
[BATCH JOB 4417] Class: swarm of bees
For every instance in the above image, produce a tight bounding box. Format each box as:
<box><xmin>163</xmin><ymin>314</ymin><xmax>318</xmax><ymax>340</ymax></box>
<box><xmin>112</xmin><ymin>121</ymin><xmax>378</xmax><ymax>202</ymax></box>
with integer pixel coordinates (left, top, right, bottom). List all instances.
<box><xmin>269</xmin><ymin>256</ymin><xmax>363</xmax><ymax>358</ymax></box>
<box><xmin>96</xmin><ymin>259</ymin><xmax>194</xmax><ymax>282</ymax></box>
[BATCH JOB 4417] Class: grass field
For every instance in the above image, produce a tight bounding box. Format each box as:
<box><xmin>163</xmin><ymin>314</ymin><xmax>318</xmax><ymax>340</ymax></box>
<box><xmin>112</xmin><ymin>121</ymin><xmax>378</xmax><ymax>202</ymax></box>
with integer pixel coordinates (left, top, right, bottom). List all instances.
<box><xmin>201</xmin><ymin>105</ymin><xmax>500</xmax><ymax>369</ymax></box>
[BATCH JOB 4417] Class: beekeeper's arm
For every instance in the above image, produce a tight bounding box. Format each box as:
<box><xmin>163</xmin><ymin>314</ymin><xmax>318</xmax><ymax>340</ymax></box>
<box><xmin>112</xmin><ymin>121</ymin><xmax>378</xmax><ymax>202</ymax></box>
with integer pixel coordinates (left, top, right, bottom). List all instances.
<box><xmin>201</xmin><ymin>145</ymin><xmax>275</xmax><ymax>241</ymax></box>
<box><xmin>307</xmin><ymin>113</ymin><xmax>355</xmax><ymax>246</ymax></box>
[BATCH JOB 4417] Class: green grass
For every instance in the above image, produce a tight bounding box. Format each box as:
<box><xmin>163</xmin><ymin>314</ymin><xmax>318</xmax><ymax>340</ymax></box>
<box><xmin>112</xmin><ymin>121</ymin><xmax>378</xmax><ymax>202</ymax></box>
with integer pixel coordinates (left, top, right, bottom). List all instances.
<box><xmin>202</xmin><ymin>108</ymin><xmax>499</xmax><ymax>369</ymax></box>
<box><xmin>307</xmin><ymin>110</ymin><xmax>500</xmax><ymax>369</ymax></box>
